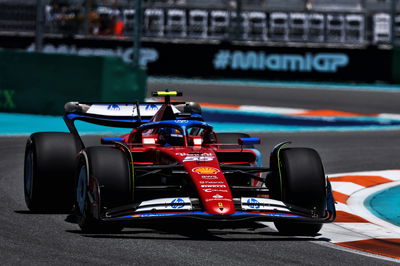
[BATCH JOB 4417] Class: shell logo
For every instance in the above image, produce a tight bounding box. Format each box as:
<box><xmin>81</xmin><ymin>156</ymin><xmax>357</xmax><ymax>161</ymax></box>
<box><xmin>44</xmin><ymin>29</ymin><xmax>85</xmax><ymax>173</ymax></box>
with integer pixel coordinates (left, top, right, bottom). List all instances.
<box><xmin>192</xmin><ymin>167</ymin><xmax>220</xmax><ymax>174</ymax></box>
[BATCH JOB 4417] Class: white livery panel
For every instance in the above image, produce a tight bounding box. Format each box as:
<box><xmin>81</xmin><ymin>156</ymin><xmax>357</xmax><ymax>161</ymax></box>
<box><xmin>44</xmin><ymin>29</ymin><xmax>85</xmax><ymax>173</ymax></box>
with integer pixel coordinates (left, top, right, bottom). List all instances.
<box><xmin>135</xmin><ymin>197</ymin><xmax>193</xmax><ymax>212</ymax></box>
<box><xmin>241</xmin><ymin>197</ymin><xmax>291</xmax><ymax>212</ymax></box>
<box><xmin>86</xmin><ymin>103</ymin><xmax>181</xmax><ymax>117</ymax></box>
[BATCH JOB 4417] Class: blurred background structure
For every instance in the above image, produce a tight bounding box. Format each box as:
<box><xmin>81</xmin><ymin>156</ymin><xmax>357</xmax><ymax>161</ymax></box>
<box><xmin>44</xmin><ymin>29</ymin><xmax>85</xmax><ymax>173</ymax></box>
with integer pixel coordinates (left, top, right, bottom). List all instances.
<box><xmin>0</xmin><ymin>0</ymin><xmax>399</xmax><ymax>45</ymax></box>
<box><xmin>2</xmin><ymin>0</ymin><xmax>400</xmax><ymax>117</ymax></box>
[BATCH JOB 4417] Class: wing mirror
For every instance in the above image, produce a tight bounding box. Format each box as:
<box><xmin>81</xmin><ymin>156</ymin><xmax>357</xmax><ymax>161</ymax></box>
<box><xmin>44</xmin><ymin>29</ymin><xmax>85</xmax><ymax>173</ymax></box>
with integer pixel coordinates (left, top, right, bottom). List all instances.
<box><xmin>238</xmin><ymin>137</ymin><xmax>261</xmax><ymax>145</ymax></box>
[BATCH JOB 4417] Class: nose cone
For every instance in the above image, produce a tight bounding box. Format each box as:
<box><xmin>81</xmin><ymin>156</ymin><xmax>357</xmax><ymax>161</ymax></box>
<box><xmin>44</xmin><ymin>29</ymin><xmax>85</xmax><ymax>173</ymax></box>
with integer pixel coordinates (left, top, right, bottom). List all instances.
<box><xmin>209</xmin><ymin>201</ymin><xmax>235</xmax><ymax>215</ymax></box>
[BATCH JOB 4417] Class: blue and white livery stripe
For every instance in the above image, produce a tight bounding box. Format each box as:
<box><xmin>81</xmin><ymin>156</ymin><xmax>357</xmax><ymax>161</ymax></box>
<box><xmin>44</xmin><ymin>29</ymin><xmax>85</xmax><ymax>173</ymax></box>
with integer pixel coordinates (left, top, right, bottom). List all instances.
<box><xmin>115</xmin><ymin>211</ymin><xmax>306</xmax><ymax>219</ymax></box>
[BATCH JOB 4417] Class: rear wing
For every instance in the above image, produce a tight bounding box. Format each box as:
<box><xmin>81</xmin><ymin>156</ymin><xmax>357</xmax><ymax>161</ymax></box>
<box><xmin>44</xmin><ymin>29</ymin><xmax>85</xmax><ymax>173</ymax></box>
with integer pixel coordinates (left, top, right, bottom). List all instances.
<box><xmin>63</xmin><ymin>90</ymin><xmax>203</xmax><ymax>147</ymax></box>
<box><xmin>64</xmin><ymin>101</ymin><xmax>186</xmax><ymax>128</ymax></box>
<box><xmin>63</xmin><ymin>100</ymin><xmax>203</xmax><ymax>146</ymax></box>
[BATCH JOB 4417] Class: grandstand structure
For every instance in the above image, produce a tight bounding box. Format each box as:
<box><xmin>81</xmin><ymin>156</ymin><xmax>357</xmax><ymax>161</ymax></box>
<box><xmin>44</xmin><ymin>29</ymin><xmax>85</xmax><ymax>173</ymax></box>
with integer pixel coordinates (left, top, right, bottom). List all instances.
<box><xmin>0</xmin><ymin>0</ymin><xmax>400</xmax><ymax>45</ymax></box>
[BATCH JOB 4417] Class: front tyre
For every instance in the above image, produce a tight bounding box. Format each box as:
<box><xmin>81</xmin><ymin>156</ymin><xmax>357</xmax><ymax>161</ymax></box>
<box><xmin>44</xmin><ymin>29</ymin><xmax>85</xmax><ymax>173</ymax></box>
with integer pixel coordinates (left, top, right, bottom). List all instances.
<box><xmin>76</xmin><ymin>163</ymin><xmax>123</xmax><ymax>233</ymax></box>
<box><xmin>76</xmin><ymin>147</ymin><xmax>131</xmax><ymax>233</ymax></box>
<box><xmin>270</xmin><ymin>148</ymin><xmax>327</xmax><ymax>236</ymax></box>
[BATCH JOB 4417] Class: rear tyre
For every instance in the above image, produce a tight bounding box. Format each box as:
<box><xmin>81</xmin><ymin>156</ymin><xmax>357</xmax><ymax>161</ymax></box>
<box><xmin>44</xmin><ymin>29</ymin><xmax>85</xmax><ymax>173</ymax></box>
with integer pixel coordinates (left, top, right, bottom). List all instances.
<box><xmin>76</xmin><ymin>147</ymin><xmax>131</xmax><ymax>233</ymax></box>
<box><xmin>270</xmin><ymin>148</ymin><xmax>326</xmax><ymax>236</ymax></box>
<box><xmin>216</xmin><ymin>133</ymin><xmax>254</xmax><ymax>149</ymax></box>
<box><xmin>24</xmin><ymin>132</ymin><xmax>80</xmax><ymax>212</ymax></box>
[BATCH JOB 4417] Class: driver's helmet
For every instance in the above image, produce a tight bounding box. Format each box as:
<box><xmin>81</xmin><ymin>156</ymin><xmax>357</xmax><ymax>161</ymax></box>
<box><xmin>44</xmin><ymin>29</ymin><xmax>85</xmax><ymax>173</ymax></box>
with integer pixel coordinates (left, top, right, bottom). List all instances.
<box><xmin>158</xmin><ymin>127</ymin><xmax>184</xmax><ymax>146</ymax></box>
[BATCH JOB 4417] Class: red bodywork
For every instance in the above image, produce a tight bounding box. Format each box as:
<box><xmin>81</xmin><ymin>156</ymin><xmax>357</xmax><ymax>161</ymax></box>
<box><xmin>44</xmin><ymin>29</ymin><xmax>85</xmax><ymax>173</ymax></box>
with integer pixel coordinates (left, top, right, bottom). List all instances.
<box><xmin>119</xmin><ymin>134</ymin><xmax>258</xmax><ymax>216</ymax></box>
<box><xmin>111</xmin><ymin>102</ymin><xmax>259</xmax><ymax>216</ymax></box>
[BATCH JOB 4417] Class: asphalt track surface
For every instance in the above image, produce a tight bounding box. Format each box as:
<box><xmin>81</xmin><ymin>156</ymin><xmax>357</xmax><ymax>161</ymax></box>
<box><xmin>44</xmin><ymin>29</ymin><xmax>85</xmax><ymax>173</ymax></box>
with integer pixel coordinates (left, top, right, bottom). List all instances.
<box><xmin>1</xmin><ymin>82</ymin><xmax>400</xmax><ymax>265</ymax></box>
<box><xmin>148</xmin><ymin>79</ymin><xmax>400</xmax><ymax>114</ymax></box>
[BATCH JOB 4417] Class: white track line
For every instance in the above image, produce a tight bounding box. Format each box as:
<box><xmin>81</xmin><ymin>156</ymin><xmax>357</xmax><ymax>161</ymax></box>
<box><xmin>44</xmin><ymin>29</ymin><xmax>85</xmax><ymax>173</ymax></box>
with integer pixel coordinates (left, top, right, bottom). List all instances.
<box><xmin>347</xmin><ymin>180</ymin><xmax>400</xmax><ymax>234</ymax></box>
<box><xmin>330</xmin><ymin>182</ymin><xmax>365</xmax><ymax>195</ymax></box>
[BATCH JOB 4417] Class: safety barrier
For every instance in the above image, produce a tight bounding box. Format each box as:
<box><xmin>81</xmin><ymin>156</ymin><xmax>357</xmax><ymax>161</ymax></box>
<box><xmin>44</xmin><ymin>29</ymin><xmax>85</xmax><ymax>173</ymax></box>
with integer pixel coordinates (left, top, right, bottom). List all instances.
<box><xmin>0</xmin><ymin>50</ymin><xmax>146</xmax><ymax>115</ymax></box>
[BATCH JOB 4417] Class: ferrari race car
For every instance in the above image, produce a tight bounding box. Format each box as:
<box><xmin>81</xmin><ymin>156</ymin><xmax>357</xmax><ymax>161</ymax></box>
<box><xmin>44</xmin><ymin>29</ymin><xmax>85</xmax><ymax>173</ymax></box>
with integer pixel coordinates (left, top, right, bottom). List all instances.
<box><xmin>24</xmin><ymin>91</ymin><xmax>335</xmax><ymax>235</ymax></box>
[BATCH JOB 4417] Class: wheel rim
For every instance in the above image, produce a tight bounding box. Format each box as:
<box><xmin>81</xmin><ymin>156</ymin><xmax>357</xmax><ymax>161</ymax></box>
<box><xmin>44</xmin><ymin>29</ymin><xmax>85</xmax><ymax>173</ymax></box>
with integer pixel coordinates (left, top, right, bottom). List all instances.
<box><xmin>76</xmin><ymin>165</ymin><xmax>88</xmax><ymax>214</ymax></box>
<box><xmin>24</xmin><ymin>150</ymin><xmax>34</xmax><ymax>199</ymax></box>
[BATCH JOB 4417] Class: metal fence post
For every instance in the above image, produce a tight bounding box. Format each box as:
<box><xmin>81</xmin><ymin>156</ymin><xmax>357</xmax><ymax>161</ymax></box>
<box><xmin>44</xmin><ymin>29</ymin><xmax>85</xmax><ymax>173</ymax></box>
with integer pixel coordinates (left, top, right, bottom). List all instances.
<box><xmin>236</xmin><ymin>0</ymin><xmax>242</xmax><ymax>40</ymax></box>
<box><xmin>35</xmin><ymin>0</ymin><xmax>44</xmax><ymax>52</ymax></box>
<box><xmin>391</xmin><ymin>0</ymin><xmax>397</xmax><ymax>45</ymax></box>
<box><xmin>83</xmin><ymin>0</ymin><xmax>91</xmax><ymax>35</ymax></box>
<box><xmin>132</xmin><ymin>0</ymin><xmax>143</xmax><ymax>68</ymax></box>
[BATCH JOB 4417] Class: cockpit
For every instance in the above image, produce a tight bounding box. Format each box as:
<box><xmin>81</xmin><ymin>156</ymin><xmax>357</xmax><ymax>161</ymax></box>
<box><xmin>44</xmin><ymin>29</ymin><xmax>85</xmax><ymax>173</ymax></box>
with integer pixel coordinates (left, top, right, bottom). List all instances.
<box><xmin>130</xmin><ymin>120</ymin><xmax>215</xmax><ymax>147</ymax></box>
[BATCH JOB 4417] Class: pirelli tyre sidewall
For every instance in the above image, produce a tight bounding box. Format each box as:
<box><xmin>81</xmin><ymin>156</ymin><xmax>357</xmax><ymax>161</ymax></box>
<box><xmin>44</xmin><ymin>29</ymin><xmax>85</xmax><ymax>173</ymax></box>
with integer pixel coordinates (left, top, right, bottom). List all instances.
<box><xmin>76</xmin><ymin>146</ymin><xmax>131</xmax><ymax>233</ymax></box>
<box><xmin>24</xmin><ymin>132</ymin><xmax>80</xmax><ymax>212</ymax></box>
<box><xmin>271</xmin><ymin>147</ymin><xmax>327</xmax><ymax>236</ymax></box>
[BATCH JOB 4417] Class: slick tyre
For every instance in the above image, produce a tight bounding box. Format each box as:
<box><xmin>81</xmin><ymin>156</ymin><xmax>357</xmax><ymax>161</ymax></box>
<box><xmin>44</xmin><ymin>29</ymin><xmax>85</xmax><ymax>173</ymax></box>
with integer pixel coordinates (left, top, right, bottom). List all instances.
<box><xmin>216</xmin><ymin>133</ymin><xmax>254</xmax><ymax>149</ymax></box>
<box><xmin>270</xmin><ymin>148</ymin><xmax>326</xmax><ymax>236</ymax></box>
<box><xmin>24</xmin><ymin>132</ymin><xmax>80</xmax><ymax>212</ymax></box>
<box><xmin>76</xmin><ymin>147</ymin><xmax>131</xmax><ymax>233</ymax></box>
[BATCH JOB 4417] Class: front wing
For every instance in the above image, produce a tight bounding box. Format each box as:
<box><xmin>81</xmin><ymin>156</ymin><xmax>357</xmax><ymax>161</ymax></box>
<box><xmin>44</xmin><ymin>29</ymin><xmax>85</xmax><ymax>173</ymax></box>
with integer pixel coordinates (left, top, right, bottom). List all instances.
<box><xmin>101</xmin><ymin>197</ymin><xmax>336</xmax><ymax>224</ymax></box>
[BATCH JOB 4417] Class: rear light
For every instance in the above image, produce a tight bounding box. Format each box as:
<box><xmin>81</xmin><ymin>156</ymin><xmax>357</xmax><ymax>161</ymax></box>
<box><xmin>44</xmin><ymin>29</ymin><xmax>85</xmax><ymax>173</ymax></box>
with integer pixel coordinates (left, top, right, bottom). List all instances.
<box><xmin>192</xmin><ymin>136</ymin><xmax>203</xmax><ymax>146</ymax></box>
<box><xmin>143</xmin><ymin>137</ymin><xmax>156</xmax><ymax>144</ymax></box>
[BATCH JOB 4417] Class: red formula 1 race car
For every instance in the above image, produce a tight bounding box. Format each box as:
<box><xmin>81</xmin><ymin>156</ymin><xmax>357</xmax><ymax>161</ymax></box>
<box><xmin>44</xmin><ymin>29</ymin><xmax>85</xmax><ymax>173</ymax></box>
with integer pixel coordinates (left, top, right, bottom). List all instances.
<box><xmin>23</xmin><ymin>91</ymin><xmax>335</xmax><ymax>235</ymax></box>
